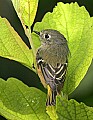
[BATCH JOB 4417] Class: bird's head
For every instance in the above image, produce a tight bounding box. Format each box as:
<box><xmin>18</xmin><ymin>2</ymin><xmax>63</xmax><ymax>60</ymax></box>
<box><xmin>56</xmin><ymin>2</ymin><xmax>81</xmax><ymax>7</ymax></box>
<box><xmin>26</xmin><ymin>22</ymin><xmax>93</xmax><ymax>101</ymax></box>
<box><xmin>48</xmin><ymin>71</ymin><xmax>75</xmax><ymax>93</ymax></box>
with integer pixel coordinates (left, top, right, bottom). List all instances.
<box><xmin>33</xmin><ymin>29</ymin><xmax>67</xmax><ymax>45</ymax></box>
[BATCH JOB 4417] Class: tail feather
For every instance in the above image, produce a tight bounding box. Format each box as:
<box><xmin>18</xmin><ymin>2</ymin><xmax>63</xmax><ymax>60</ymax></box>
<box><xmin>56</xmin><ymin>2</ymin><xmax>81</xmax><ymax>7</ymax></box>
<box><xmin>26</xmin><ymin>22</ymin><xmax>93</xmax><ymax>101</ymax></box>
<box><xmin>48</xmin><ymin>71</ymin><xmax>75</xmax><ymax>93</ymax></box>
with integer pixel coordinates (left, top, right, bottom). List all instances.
<box><xmin>46</xmin><ymin>85</ymin><xmax>57</xmax><ymax>106</ymax></box>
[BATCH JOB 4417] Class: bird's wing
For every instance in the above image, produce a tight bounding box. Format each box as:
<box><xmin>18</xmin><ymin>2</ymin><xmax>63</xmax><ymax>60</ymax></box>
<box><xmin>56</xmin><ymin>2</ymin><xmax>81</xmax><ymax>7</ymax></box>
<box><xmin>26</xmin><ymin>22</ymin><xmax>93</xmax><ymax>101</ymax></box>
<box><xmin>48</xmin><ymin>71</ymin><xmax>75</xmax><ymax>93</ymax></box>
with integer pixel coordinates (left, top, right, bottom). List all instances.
<box><xmin>36</xmin><ymin>54</ymin><xmax>68</xmax><ymax>92</ymax></box>
<box><xmin>36</xmin><ymin>51</ymin><xmax>68</xmax><ymax>106</ymax></box>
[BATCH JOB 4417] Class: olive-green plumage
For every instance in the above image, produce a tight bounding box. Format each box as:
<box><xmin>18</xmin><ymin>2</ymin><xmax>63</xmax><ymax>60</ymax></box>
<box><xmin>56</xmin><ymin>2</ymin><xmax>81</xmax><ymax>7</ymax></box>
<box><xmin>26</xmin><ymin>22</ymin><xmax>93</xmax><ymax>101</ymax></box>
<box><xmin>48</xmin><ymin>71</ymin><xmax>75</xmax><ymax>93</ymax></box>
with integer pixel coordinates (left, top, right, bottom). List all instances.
<box><xmin>34</xmin><ymin>29</ymin><xmax>69</xmax><ymax>106</ymax></box>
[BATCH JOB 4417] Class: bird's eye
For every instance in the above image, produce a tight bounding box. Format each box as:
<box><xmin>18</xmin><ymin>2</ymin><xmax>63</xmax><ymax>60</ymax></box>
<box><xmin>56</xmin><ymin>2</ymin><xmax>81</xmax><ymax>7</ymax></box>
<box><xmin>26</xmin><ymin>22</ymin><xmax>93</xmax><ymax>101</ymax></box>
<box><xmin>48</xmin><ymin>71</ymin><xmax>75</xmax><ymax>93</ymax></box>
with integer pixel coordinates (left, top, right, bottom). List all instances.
<box><xmin>44</xmin><ymin>33</ymin><xmax>51</xmax><ymax>39</ymax></box>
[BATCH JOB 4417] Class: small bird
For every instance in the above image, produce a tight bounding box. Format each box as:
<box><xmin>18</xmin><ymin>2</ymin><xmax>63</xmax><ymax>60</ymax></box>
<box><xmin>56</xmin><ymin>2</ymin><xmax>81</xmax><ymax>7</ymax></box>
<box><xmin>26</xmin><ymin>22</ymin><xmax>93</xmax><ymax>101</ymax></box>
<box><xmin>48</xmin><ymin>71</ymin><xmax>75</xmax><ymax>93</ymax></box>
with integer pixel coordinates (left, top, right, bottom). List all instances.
<box><xmin>34</xmin><ymin>29</ymin><xmax>69</xmax><ymax>106</ymax></box>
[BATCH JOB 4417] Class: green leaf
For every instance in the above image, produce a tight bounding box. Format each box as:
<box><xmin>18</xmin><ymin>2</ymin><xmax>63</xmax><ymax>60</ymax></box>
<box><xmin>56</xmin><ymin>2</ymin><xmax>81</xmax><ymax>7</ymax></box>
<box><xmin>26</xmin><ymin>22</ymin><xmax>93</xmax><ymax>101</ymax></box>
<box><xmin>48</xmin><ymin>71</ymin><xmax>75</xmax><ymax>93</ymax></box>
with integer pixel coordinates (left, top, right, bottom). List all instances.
<box><xmin>32</xmin><ymin>2</ymin><xmax>93</xmax><ymax>94</ymax></box>
<box><xmin>0</xmin><ymin>78</ymin><xmax>50</xmax><ymax>120</ymax></box>
<box><xmin>56</xmin><ymin>96</ymin><xmax>93</xmax><ymax>120</ymax></box>
<box><xmin>0</xmin><ymin>17</ymin><xmax>33</xmax><ymax>70</ymax></box>
<box><xmin>11</xmin><ymin>0</ymin><xmax>38</xmax><ymax>26</ymax></box>
<box><xmin>31</xmin><ymin>32</ymin><xmax>41</xmax><ymax>55</ymax></box>
<box><xmin>46</xmin><ymin>106</ymin><xmax>58</xmax><ymax>120</ymax></box>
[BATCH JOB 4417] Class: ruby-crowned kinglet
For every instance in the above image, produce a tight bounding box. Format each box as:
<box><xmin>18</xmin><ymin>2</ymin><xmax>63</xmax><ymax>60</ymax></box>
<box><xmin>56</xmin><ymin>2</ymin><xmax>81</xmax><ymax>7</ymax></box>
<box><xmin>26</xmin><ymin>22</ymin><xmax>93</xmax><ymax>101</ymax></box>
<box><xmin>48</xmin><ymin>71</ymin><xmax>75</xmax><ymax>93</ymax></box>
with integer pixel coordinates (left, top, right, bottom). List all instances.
<box><xmin>34</xmin><ymin>29</ymin><xmax>69</xmax><ymax>106</ymax></box>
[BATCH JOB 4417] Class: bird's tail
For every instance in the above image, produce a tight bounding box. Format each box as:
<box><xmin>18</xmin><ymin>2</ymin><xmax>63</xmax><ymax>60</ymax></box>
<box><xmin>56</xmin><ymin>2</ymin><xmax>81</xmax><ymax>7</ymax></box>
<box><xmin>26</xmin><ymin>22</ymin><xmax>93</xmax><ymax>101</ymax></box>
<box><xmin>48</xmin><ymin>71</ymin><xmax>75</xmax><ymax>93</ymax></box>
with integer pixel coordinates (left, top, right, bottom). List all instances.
<box><xmin>46</xmin><ymin>85</ymin><xmax>57</xmax><ymax>106</ymax></box>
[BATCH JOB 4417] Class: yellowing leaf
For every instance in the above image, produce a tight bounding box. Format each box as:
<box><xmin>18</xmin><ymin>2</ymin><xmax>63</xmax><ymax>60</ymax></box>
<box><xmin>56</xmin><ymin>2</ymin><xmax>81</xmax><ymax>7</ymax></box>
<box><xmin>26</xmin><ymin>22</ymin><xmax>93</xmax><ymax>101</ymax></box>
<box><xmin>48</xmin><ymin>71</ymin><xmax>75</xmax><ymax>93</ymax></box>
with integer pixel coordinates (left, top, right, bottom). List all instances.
<box><xmin>11</xmin><ymin>0</ymin><xmax>38</xmax><ymax>26</ymax></box>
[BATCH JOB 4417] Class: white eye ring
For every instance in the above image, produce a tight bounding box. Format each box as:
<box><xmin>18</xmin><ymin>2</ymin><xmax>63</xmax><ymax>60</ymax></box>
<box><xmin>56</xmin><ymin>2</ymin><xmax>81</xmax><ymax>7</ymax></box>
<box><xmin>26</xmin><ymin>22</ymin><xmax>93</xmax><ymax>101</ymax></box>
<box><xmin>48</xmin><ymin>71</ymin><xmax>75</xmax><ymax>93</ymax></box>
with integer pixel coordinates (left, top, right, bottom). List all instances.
<box><xmin>44</xmin><ymin>33</ymin><xmax>51</xmax><ymax>39</ymax></box>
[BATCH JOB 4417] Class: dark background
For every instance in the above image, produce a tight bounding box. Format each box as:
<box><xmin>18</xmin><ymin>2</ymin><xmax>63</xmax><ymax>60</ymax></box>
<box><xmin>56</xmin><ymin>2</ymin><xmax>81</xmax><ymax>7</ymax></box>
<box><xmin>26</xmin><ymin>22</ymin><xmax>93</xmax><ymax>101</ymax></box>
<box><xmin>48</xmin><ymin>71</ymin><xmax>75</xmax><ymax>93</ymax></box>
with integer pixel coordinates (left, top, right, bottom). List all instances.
<box><xmin>0</xmin><ymin>0</ymin><xmax>93</xmax><ymax>119</ymax></box>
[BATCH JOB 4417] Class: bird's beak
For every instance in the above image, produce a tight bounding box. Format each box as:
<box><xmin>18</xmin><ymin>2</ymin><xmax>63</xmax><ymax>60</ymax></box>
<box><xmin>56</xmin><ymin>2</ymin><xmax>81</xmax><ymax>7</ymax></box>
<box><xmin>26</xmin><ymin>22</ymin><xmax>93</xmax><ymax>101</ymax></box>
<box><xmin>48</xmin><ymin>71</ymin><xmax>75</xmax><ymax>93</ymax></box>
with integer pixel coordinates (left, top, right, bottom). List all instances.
<box><xmin>33</xmin><ymin>31</ymin><xmax>40</xmax><ymax>36</ymax></box>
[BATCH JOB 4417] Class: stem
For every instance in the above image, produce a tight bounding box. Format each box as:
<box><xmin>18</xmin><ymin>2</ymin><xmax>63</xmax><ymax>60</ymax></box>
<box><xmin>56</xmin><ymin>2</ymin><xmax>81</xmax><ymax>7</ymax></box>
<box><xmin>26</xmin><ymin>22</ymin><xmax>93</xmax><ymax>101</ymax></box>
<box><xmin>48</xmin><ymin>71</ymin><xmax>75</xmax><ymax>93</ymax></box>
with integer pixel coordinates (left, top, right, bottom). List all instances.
<box><xmin>28</xmin><ymin>26</ymin><xmax>37</xmax><ymax>71</ymax></box>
